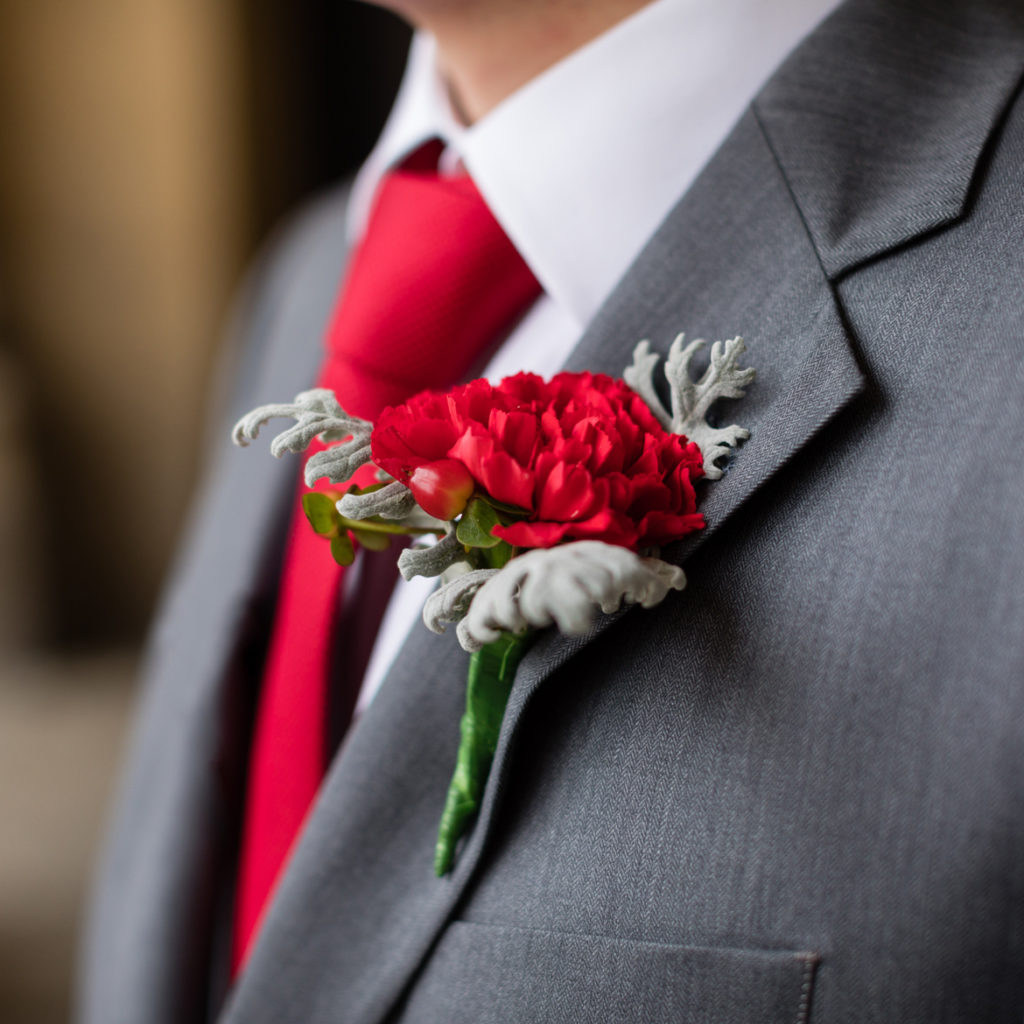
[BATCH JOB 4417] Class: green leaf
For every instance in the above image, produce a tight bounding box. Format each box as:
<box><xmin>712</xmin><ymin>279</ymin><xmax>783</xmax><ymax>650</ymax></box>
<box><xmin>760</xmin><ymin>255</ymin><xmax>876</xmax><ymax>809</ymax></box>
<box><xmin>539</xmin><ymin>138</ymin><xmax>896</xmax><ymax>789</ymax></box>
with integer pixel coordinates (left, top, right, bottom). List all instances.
<box><xmin>455</xmin><ymin>497</ymin><xmax>502</xmax><ymax>548</ymax></box>
<box><xmin>480</xmin><ymin>540</ymin><xmax>516</xmax><ymax>569</ymax></box>
<box><xmin>329</xmin><ymin>531</ymin><xmax>355</xmax><ymax>566</ymax></box>
<box><xmin>350</xmin><ymin>480</ymin><xmax>386</xmax><ymax>495</ymax></box>
<box><xmin>303</xmin><ymin>492</ymin><xmax>339</xmax><ymax>536</ymax></box>
<box><xmin>351</xmin><ymin>527</ymin><xmax>391</xmax><ymax>552</ymax></box>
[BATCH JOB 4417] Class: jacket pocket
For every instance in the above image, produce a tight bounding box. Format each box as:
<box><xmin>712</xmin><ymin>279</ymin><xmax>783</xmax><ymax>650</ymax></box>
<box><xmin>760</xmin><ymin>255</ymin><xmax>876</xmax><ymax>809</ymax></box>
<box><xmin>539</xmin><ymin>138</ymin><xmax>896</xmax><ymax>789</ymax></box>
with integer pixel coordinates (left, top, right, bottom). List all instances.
<box><xmin>396</xmin><ymin>921</ymin><xmax>817</xmax><ymax>1024</ymax></box>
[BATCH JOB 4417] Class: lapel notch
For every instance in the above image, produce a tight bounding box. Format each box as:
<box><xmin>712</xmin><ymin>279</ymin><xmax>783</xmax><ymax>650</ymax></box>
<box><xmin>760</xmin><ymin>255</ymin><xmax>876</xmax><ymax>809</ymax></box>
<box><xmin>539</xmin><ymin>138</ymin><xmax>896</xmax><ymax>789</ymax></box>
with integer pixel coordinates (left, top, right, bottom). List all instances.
<box><xmin>754</xmin><ymin>0</ymin><xmax>1024</xmax><ymax>279</ymax></box>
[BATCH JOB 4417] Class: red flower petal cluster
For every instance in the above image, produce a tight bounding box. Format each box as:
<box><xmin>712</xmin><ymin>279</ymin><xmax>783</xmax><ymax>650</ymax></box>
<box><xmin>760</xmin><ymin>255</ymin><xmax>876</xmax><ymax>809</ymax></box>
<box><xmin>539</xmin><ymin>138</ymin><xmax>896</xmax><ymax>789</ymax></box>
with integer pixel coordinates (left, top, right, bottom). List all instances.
<box><xmin>371</xmin><ymin>372</ymin><xmax>705</xmax><ymax>550</ymax></box>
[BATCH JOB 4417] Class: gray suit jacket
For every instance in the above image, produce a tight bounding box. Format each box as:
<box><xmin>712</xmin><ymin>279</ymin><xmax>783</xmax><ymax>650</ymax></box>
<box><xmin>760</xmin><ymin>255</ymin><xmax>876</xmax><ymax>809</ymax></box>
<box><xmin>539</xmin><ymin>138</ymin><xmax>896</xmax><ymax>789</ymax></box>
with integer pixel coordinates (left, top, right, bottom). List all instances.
<box><xmin>78</xmin><ymin>0</ymin><xmax>1024</xmax><ymax>1021</ymax></box>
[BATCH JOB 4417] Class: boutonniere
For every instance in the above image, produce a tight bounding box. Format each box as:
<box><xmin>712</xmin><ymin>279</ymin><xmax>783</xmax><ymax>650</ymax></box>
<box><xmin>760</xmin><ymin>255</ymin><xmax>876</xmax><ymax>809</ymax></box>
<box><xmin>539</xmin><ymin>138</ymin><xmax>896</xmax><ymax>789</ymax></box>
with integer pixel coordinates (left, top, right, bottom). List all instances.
<box><xmin>234</xmin><ymin>335</ymin><xmax>754</xmax><ymax>874</ymax></box>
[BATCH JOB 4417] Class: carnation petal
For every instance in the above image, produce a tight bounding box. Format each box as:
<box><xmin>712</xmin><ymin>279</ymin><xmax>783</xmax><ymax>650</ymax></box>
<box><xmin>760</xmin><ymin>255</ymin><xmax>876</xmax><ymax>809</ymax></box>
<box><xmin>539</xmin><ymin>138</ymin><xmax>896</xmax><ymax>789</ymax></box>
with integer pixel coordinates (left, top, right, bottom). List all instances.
<box><xmin>371</xmin><ymin>414</ymin><xmax>460</xmax><ymax>479</ymax></box>
<box><xmin>489</xmin><ymin>408</ymin><xmax>540</xmax><ymax>465</ymax></box>
<box><xmin>538</xmin><ymin>461</ymin><xmax>598</xmax><ymax>521</ymax></box>
<box><xmin>481</xmin><ymin>452</ymin><xmax>535</xmax><ymax>510</ymax></box>
<box><xmin>626</xmin><ymin>475</ymin><xmax>673</xmax><ymax>515</ymax></box>
<box><xmin>370</xmin><ymin>425</ymin><xmax>418</xmax><ymax>480</ymax></box>
<box><xmin>627</xmin><ymin>434</ymin><xmax>661</xmax><ymax>477</ymax></box>
<box><xmin>638</xmin><ymin>510</ymin><xmax>705</xmax><ymax>547</ymax></box>
<box><xmin>493</xmin><ymin>520</ymin><xmax>572</xmax><ymax>548</ymax></box>
<box><xmin>450</xmin><ymin>430</ymin><xmax>534</xmax><ymax>510</ymax></box>
<box><xmin>563</xmin><ymin>508</ymin><xmax>638</xmax><ymax>548</ymax></box>
<box><xmin>497</xmin><ymin>372</ymin><xmax>548</xmax><ymax>406</ymax></box>
<box><xmin>574</xmin><ymin>420</ymin><xmax>622</xmax><ymax>475</ymax></box>
<box><xmin>550</xmin><ymin>436</ymin><xmax>592</xmax><ymax>465</ymax></box>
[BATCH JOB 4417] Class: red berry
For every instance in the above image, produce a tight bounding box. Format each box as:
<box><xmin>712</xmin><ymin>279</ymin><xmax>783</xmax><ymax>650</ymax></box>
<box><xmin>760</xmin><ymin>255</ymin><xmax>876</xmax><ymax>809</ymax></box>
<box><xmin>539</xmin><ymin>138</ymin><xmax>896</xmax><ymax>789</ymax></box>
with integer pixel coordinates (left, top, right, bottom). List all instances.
<box><xmin>407</xmin><ymin>459</ymin><xmax>475</xmax><ymax>520</ymax></box>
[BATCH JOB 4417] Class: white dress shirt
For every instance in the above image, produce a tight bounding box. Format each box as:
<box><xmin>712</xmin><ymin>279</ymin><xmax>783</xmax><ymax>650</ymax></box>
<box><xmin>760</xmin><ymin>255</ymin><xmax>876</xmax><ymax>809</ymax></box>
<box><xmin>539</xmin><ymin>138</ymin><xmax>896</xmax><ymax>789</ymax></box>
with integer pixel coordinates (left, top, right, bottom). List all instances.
<box><xmin>355</xmin><ymin>0</ymin><xmax>843</xmax><ymax>711</ymax></box>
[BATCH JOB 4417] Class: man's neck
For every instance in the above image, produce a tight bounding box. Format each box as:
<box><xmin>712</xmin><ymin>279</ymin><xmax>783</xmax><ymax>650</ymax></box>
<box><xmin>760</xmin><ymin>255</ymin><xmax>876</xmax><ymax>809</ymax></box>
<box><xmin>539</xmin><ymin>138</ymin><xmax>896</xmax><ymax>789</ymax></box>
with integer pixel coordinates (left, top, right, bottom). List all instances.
<box><xmin>380</xmin><ymin>0</ymin><xmax>656</xmax><ymax>124</ymax></box>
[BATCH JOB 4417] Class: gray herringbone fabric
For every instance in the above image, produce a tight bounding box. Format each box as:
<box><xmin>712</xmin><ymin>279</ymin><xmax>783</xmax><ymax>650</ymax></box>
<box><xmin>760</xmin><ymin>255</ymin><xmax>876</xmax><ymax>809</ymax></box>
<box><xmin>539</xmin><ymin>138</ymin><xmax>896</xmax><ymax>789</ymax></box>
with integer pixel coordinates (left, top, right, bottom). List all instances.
<box><xmin>77</xmin><ymin>1</ymin><xmax>1024</xmax><ymax>1021</ymax></box>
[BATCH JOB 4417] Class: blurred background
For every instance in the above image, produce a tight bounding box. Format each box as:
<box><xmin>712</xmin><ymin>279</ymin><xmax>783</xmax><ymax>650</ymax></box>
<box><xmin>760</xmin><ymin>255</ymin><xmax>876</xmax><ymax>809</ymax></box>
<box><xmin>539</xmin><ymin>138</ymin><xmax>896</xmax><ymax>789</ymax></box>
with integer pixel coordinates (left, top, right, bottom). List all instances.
<box><xmin>0</xmin><ymin>3</ymin><xmax>410</xmax><ymax>1019</ymax></box>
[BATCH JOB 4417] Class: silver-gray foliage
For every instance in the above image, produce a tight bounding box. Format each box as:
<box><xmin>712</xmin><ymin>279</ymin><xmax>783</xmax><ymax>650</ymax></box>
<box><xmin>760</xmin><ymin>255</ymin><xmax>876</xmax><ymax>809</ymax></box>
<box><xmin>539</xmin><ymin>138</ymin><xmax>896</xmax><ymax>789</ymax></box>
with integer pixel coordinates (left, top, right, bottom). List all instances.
<box><xmin>625</xmin><ymin>334</ymin><xmax>755</xmax><ymax>479</ymax></box>
<box><xmin>336</xmin><ymin>481</ymin><xmax>418</xmax><ymax>522</ymax></box>
<box><xmin>397</xmin><ymin>530</ymin><xmax>464</xmax><ymax>582</ymax></box>
<box><xmin>454</xmin><ymin>541</ymin><xmax>687</xmax><ymax>653</ymax></box>
<box><xmin>232</xmin><ymin>388</ymin><xmax>374</xmax><ymax>485</ymax></box>
<box><xmin>422</xmin><ymin>569</ymin><xmax>499</xmax><ymax>635</ymax></box>
<box><xmin>232</xmin><ymin>388</ymin><xmax>370</xmax><ymax>454</ymax></box>
<box><xmin>303</xmin><ymin>441</ymin><xmax>372</xmax><ymax>487</ymax></box>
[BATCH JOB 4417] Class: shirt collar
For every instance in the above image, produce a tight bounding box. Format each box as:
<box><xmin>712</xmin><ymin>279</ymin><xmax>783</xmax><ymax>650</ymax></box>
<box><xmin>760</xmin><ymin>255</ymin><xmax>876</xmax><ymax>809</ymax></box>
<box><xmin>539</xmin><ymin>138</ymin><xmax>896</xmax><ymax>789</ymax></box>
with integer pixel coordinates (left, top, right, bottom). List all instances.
<box><xmin>350</xmin><ymin>0</ymin><xmax>844</xmax><ymax>330</ymax></box>
<box><xmin>346</xmin><ymin>33</ymin><xmax>464</xmax><ymax>245</ymax></box>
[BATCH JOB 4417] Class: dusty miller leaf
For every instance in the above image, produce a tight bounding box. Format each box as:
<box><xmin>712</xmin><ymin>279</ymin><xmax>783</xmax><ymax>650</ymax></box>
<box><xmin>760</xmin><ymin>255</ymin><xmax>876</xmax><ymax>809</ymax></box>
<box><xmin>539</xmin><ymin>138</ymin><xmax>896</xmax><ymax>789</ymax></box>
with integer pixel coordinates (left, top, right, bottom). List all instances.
<box><xmin>233</xmin><ymin>387</ymin><xmax>375</xmax><ymax>485</ymax></box>
<box><xmin>422</xmin><ymin>569</ymin><xmax>499</xmax><ymax>635</ymax></box>
<box><xmin>455</xmin><ymin>541</ymin><xmax>686</xmax><ymax>652</ymax></box>
<box><xmin>232</xmin><ymin>388</ymin><xmax>371</xmax><ymax>458</ymax></box>
<box><xmin>625</xmin><ymin>335</ymin><xmax>755</xmax><ymax>480</ymax></box>
<box><xmin>303</xmin><ymin>441</ymin><xmax>373</xmax><ymax>487</ymax></box>
<box><xmin>397</xmin><ymin>529</ymin><xmax>464</xmax><ymax>581</ymax></box>
<box><xmin>336</xmin><ymin>480</ymin><xmax>418</xmax><ymax>522</ymax></box>
<box><xmin>623</xmin><ymin>340</ymin><xmax>672</xmax><ymax>429</ymax></box>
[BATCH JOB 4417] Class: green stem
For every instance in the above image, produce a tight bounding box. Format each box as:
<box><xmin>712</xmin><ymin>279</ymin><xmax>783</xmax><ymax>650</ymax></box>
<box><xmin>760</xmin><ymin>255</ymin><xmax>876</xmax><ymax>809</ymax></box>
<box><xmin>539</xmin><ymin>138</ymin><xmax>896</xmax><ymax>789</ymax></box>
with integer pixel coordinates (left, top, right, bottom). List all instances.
<box><xmin>336</xmin><ymin>516</ymin><xmax>439</xmax><ymax>537</ymax></box>
<box><xmin>434</xmin><ymin>632</ymin><xmax>531</xmax><ymax>876</ymax></box>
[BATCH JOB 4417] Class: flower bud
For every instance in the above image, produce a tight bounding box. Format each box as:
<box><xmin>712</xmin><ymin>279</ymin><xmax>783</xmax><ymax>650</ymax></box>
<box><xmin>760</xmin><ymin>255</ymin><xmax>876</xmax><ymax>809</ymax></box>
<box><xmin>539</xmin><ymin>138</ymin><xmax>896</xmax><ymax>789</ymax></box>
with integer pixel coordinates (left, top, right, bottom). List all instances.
<box><xmin>408</xmin><ymin>459</ymin><xmax>475</xmax><ymax>521</ymax></box>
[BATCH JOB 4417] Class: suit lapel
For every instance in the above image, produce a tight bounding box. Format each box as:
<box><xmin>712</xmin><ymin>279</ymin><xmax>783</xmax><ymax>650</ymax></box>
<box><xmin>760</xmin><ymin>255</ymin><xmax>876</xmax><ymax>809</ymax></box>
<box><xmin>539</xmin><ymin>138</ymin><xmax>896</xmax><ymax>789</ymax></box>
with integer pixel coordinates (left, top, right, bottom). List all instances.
<box><xmin>754</xmin><ymin>0</ymin><xmax>1024</xmax><ymax>279</ymax></box>
<box><xmin>496</xmin><ymin>101</ymin><xmax>865</xmax><ymax>878</ymax></box>
<box><xmin>224</xmin><ymin>3</ymin><xmax>1024</xmax><ymax>1021</ymax></box>
<box><xmin>515</xmin><ymin>0</ymin><xmax>1024</xmax><ymax>685</ymax></box>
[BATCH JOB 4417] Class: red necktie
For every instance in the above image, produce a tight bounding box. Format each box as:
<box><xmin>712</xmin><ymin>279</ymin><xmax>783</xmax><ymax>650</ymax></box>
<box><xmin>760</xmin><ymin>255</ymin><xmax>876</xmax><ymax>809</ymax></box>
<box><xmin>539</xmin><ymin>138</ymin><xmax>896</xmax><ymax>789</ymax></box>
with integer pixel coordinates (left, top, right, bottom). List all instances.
<box><xmin>232</xmin><ymin>147</ymin><xmax>541</xmax><ymax>973</ymax></box>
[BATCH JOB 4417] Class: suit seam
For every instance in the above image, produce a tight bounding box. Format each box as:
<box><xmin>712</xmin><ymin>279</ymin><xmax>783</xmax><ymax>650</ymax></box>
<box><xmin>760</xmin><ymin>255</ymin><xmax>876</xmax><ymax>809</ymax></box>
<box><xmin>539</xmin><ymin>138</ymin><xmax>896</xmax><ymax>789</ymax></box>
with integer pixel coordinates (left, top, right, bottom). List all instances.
<box><xmin>749</xmin><ymin>100</ymin><xmax>834</xmax><ymax>286</ymax></box>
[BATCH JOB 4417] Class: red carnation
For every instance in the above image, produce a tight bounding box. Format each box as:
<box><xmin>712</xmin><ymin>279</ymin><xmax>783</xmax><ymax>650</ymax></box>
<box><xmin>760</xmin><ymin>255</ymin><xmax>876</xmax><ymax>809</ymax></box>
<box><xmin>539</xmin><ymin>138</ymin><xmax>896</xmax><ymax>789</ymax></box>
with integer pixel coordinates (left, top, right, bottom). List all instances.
<box><xmin>371</xmin><ymin>372</ymin><xmax>705</xmax><ymax>551</ymax></box>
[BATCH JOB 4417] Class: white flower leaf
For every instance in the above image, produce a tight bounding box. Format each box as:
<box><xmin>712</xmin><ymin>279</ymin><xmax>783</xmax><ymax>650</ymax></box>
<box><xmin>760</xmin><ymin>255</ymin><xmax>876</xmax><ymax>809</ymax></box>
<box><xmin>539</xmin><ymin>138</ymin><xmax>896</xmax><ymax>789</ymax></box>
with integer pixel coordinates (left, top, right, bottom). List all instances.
<box><xmin>454</xmin><ymin>540</ymin><xmax>686</xmax><ymax>653</ymax></box>
<box><xmin>422</xmin><ymin>569</ymin><xmax>499</xmax><ymax>635</ymax></box>
<box><xmin>623</xmin><ymin>340</ymin><xmax>672</xmax><ymax>429</ymax></box>
<box><xmin>625</xmin><ymin>335</ymin><xmax>755</xmax><ymax>480</ymax></box>
<box><xmin>303</xmin><ymin>441</ymin><xmax>372</xmax><ymax>487</ymax></box>
<box><xmin>336</xmin><ymin>480</ymin><xmax>418</xmax><ymax>521</ymax></box>
<box><xmin>232</xmin><ymin>388</ymin><xmax>372</xmax><ymax>460</ymax></box>
<box><xmin>664</xmin><ymin>334</ymin><xmax>755</xmax><ymax>479</ymax></box>
<box><xmin>398</xmin><ymin>529</ymin><xmax>464</xmax><ymax>581</ymax></box>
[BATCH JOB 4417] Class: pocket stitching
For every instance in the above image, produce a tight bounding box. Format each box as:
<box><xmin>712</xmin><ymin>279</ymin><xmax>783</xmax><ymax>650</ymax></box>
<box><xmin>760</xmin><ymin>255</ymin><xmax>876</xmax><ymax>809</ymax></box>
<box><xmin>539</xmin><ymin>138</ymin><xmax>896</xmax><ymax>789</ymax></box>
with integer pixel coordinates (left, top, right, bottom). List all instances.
<box><xmin>795</xmin><ymin>954</ymin><xmax>820</xmax><ymax>1024</ymax></box>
